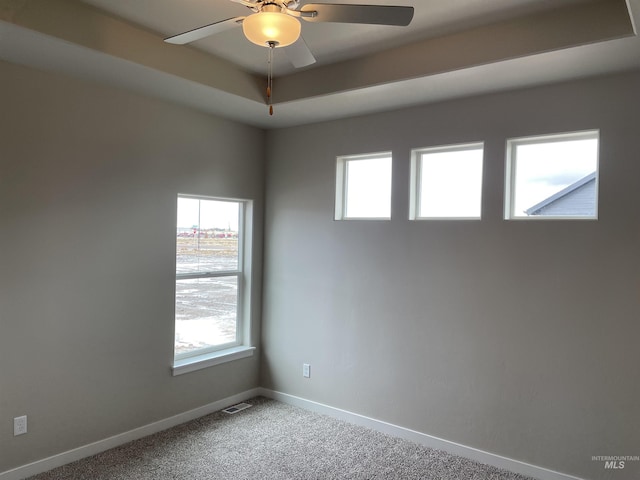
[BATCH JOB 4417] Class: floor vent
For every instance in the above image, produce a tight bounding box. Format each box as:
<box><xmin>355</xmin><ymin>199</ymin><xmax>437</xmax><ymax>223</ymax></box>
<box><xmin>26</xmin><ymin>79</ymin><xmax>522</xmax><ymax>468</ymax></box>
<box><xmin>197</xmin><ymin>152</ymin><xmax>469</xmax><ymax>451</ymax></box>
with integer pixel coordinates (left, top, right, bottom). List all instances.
<box><xmin>222</xmin><ymin>402</ymin><xmax>252</xmax><ymax>414</ymax></box>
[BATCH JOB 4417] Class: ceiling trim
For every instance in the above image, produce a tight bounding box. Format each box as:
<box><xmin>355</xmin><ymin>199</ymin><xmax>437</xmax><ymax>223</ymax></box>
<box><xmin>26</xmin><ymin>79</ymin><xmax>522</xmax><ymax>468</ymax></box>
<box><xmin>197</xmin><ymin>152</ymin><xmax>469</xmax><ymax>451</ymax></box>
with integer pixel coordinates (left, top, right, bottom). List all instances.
<box><xmin>276</xmin><ymin>0</ymin><xmax>634</xmax><ymax>102</ymax></box>
<box><xmin>0</xmin><ymin>0</ymin><xmax>264</xmax><ymax>101</ymax></box>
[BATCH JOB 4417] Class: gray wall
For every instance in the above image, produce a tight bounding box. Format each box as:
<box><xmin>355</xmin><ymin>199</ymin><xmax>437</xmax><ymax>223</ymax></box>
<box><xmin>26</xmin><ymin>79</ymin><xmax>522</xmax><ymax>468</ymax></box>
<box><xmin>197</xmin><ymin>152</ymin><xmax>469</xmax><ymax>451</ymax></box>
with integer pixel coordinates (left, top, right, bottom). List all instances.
<box><xmin>262</xmin><ymin>71</ymin><xmax>640</xmax><ymax>480</ymax></box>
<box><xmin>0</xmin><ymin>60</ymin><xmax>265</xmax><ymax>472</ymax></box>
<box><xmin>2</xmin><ymin>55</ymin><xmax>639</xmax><ymax>480</ymax></box>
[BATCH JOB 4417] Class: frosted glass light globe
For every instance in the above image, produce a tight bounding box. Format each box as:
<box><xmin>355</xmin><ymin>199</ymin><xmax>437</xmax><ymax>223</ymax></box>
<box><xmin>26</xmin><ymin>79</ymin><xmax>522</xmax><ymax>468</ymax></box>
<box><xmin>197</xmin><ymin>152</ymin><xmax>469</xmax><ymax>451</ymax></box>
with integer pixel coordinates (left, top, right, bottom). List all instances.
<box><xmin>242</xmin><ymin>11</ymin><xmax>301</xmax><ymax>47</ymax></box>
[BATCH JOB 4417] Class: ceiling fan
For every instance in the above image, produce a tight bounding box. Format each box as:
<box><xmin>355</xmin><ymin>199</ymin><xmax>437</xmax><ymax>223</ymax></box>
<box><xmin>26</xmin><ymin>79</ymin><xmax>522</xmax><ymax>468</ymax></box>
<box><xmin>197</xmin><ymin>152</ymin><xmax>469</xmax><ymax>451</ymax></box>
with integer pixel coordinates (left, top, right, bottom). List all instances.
<box><xmin>164</xmin><ymin>1</ymin><xmax>415</xmax><ymax>114</ymax></box>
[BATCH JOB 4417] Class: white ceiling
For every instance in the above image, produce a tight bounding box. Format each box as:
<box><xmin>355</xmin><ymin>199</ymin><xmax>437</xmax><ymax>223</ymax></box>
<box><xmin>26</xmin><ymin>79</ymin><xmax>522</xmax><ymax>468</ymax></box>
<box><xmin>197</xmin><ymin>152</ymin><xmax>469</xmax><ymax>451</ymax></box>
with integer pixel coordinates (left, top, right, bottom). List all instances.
<box><xmin>0</xmin><ymin>0</ymin><xmax>639</xmax><ymax>128</ymax></box>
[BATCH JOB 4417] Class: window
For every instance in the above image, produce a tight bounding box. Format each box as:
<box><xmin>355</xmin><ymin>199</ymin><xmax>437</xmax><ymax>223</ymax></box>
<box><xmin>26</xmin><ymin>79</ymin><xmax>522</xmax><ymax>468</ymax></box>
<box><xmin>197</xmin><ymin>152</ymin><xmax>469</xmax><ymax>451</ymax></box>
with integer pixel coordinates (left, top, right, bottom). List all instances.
<box><xmin>505</xmin><ymin>130</ymin><xmax>599</xmax><ymax>219</ymax></box>
<box><xmin>335</xmin><ymin>152</ymin><xmax>392</xmax><ymax>220</ymax></box>
<box><xmin>410</xmin><ymin>142</ymin><xmax>484</xmax><ymax>219</ymax></box>
<box><xmin>173</xmin><ymin>195</ymin><xmax>253</xmax><ymax>374</ymax></box>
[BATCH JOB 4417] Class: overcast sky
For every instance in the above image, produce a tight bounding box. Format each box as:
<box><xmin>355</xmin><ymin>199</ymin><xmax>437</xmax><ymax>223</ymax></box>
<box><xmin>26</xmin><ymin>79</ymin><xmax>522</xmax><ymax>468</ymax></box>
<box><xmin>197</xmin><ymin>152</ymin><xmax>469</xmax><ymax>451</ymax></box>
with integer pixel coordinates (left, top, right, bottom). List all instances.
<box><xmin>345</xmin><ymin>156</ymin><xmax>392</xmax><ymax>218</ymax></box>
<box><xmin>419</xmin><ymin>147</ymin><xmax>483</xmax><ymax>218</ymax></box>
<box><xmin>177</xmin><ymin>197</ymin><xmax>239</xmax><ymax>230</ymax></box>
<box><xmin>512</xmin><ymin>137</ymin><xmax>598</xmax><ymax>215</ymax></box>
<box><xmin>344</xmin><ymin>138</ymin><xmax>597</xmax><ymax>219</ymax></box>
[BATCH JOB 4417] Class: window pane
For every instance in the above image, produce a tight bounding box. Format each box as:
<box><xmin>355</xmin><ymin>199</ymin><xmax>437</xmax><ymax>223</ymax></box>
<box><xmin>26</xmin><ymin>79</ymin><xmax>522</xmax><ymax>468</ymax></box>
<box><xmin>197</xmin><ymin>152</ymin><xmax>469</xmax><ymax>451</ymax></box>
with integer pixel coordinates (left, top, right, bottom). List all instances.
<box><xmin>345</xmin><ymin>156</ymin><xmax>392</xmax><ymax>218</ymax></box>
<box><xmin>176</xmin><ymin>198</ymin><xmax>239</xmax><ymax>273</ymax></box>
<box><xmin>419</xmin><ymin>147</ymin><xmax>483</xmax><ymax>218</ymax></box>
<box><xmin>510</xmin><ymin>135</ymin><xmax>598</xmax><ymax>218</ymax></box>
<box><xmin>175</xmin><ymin>276</ymin><xmax>238</xmax><ymax>356</ymax></box>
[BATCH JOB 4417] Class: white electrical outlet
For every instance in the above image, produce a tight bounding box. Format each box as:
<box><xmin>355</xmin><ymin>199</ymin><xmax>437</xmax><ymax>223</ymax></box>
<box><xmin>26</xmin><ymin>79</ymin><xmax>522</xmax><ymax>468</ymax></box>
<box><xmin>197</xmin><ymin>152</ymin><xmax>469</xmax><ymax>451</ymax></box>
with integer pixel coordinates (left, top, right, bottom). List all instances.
<box><xmin>303</xmin><ymin>363</ymin><xmax>311</xmax><ymax>378</ymax></box>
<box><xmin>14</xmin><ymin>415</ymin><xmax>27</xmax><ymax>436</ymax></box>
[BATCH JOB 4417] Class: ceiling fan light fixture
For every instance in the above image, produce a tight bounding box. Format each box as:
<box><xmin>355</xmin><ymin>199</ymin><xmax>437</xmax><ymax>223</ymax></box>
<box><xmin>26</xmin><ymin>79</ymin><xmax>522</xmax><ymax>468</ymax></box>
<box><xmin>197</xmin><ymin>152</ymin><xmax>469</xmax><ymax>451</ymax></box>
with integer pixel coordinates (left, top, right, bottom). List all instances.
<box><xmin>242</xmin><ymin>10</ymin><xmax>301</xmax><ymax>47</ymax></box>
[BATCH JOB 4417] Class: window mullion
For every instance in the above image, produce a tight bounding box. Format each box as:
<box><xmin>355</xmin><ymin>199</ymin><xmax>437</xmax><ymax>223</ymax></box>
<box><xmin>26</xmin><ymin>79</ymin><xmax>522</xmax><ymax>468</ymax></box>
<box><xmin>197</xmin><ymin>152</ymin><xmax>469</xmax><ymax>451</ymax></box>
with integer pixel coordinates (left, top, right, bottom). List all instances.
<box><xmin>176</xmin><ymin>271</ymin><xmax>240</xmax><ymax>281</ymax></box>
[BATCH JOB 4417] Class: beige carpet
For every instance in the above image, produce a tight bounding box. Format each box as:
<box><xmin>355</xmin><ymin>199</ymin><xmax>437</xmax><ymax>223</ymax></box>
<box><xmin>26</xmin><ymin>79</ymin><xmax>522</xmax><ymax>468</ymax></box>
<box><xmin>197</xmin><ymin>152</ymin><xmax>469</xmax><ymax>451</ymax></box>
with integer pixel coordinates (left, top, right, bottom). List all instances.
<box><xmin>29</xmin><ymin>396</ymin><xmax>535</xmax><ymax>480</ymax></box>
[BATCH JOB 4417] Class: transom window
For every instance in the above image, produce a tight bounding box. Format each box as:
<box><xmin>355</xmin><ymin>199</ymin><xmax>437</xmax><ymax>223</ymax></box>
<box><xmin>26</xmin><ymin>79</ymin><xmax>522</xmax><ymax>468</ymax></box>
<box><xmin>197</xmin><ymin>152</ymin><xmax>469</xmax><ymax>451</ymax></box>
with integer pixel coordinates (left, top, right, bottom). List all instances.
<box><xmin>335</xmin><ymin>152</ymin><xmax>392</xmax><ymax>220</ymax></box>
<box><xmin>505</xmin><ymin>130</ymin><xmax>599</xmax><ymax>219</ymax></box>
<box><xmin>410</xmin><ymin>142</ymin><xmax>484</xmax><ymax>219</ymax></box>
<box><xmin>174</xmin><ymin>195</ymin><xmax>249</xmax><ymax>362</ymax></box>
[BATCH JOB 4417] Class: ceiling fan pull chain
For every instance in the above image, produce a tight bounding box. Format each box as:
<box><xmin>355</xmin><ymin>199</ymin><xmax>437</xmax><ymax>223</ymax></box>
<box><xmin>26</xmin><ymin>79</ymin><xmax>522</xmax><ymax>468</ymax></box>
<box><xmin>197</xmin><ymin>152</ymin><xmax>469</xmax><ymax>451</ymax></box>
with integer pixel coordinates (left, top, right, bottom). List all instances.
<box><xmin>267</xmin><ymin>41</ymin><xmax>275</xmax><ymax>115</ymax></box>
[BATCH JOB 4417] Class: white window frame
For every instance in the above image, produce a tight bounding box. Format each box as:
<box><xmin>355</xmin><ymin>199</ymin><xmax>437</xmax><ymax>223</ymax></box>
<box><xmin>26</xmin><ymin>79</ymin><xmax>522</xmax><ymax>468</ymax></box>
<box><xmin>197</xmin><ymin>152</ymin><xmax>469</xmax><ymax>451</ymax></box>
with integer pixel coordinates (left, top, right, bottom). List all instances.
<box><xmin>504</xmin><ymin>130</ymin><xmax>599</xmax><ymax>220</ymax></box>
<box><xmin>172</xmin><ymin>194</ymin><xmax>255</xmax><ymax>376</ymax></box>
<box><xmin>335</xmin><ymin>151</ymin><xmax>392</xmax><ymax>220</ymax></box>
<box><xmin>409</xmin><ymin>142</ymin><xmax>484</xmax><ymax>220</ymax></box>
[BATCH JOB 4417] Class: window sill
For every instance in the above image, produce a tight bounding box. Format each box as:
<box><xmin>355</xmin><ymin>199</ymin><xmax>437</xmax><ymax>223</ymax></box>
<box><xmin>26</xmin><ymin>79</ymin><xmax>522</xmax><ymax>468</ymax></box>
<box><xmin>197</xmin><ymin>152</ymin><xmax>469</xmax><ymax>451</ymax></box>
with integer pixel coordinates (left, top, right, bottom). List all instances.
<box><xmin>172</xmin><ymin>346</ymin><xmax>256</xmax><ymax>376</ymax></box>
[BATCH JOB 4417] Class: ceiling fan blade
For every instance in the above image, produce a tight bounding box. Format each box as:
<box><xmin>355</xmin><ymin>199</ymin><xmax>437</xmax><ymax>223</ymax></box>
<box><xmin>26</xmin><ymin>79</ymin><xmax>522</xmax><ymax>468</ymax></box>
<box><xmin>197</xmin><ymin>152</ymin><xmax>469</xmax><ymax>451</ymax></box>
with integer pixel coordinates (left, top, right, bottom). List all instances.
<box><xmin>284</xmin><ymin>37</ymin><xmax>317</xmax><ymax>68</ymax></box>
<box><xmin>300</xmin><ymin>4</ymin><xmax>414</xmax><ymax>26</ymax></box>
<box><xmin>164</xmin><ymin>17</ymin><xmax>245</xmax><ymax>45</ymax></box>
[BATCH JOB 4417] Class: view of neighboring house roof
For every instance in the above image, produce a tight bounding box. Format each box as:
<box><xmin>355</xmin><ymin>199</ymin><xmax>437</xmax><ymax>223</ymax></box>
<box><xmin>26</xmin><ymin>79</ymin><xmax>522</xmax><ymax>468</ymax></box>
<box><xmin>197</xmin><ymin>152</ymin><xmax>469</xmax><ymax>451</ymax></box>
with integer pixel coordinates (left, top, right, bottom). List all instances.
<box><xmin>525</xmin><ymin>172</ymin><xmax>597</xmax><ymax>216</ymax></box>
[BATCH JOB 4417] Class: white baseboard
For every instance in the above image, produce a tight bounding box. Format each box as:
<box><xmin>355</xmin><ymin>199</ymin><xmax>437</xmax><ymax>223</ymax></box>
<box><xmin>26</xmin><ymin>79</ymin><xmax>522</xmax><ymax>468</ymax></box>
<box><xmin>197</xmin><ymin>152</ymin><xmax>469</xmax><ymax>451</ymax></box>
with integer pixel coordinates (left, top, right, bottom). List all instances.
<box><xmin>0</xmin><ymin>388</ymin><xmax>261</xmax><ymax>480</ymax></box>
<box><xmin>258</xmin><ymin>388</ymin><xmax>586</xmax><ymax>480</ymax></box>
